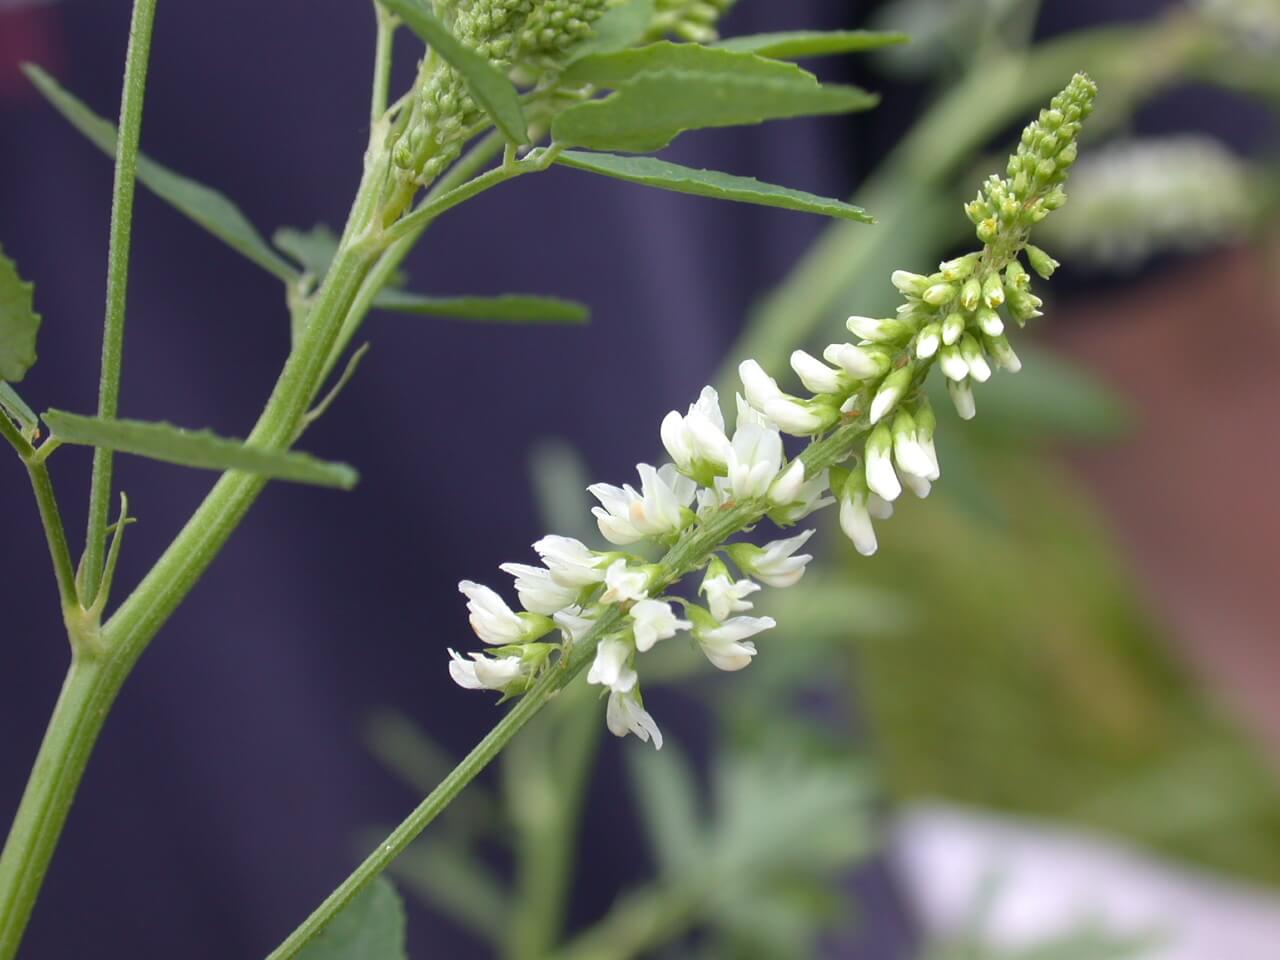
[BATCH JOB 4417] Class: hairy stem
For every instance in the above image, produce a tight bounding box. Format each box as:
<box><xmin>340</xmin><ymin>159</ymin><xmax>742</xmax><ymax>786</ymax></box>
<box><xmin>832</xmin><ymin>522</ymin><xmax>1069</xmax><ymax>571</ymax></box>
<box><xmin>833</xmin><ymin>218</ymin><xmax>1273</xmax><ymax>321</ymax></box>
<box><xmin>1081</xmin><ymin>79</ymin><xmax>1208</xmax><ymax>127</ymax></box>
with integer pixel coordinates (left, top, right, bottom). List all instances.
<box><xmin>82</xmin><ymin>0</ymin><xmax>159</xmax><ymax>607</ymax></box>
<box><xmin>370</xmin><ymin>3</ymin><xmax>397</xmax><ymax>126</ymax></box>
<box><xmin>0</xmin><ymin>655</ymin><xmax>130</xmax><ymax>958</ymax></box>
<box><xmin>0</xmin><ymin>143</ymin><xmax>390</xmax><ymax>960</ymax></box>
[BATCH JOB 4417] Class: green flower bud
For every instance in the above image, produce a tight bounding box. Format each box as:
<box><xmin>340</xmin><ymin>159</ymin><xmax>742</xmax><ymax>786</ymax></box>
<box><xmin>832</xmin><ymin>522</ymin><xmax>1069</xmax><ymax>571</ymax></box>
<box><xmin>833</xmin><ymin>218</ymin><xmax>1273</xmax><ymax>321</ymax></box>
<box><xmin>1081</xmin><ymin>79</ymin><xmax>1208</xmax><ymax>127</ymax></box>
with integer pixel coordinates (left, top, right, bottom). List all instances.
<box><xmin>1024</xmin><ymin>244</ymin><xmax>1059</xmax><ymax>279</ymax></box>
<box><xmin>960</xmin><ymin>276</ymin><xmax>982</xmax><ymax>311</ymax></box>
<box><xmin>981</xmin><ymin>272</ymin><xmax>1005</xmax><ymax>308</ymax></box>
<box><xmin>922</xmin><ymin>282</ymin><xmax>956</xmax><ymax>306</ymax></box>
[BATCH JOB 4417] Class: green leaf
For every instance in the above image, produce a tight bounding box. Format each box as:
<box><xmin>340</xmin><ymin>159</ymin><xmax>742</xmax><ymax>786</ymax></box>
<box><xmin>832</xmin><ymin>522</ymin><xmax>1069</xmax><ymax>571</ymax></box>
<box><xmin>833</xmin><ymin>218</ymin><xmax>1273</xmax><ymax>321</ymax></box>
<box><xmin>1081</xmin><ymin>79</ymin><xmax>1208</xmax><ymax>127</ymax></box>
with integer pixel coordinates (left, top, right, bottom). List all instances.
<box><xmin>0</xmin><ymin>245</ymin><xmax>40</xmax><ymax>382</ymax></box>
<box><xmin>0</xmin><ymin>382</ymin><xmax>39</xmax><ymax>437</ymax></box>
<box><xmin>553</xmin><ymin>43</ymin><xmax>878</xmax><ymax>152</ymax></box>
<box><xmin>713</xmin><ymin>29</ymin><xmax>909</xmax><ymax>59</ymax></box>
<box><xmin>565</xmin><ymin>0</ymin><xmax>655</xmax><ymax>63</ymax></box>
<box><xmin>377</xmin><ymin>0</ymin><xmax>528</xmax><ymax>145</ymax></box>
<box><xmin>295</xmin><ymin>876</ymin><xmax>407</xmax><ymax>960</ymax></box>
<box><xmin>273</xmin><ymin>224</ymin><xmax>339</xmax><ymax>278</ymax></box>
<box><xmin>375</xmin><ymin>290</ymin><xmax>589</xmax><ymax>324</ymax></box>
<box><xmin>22</xmin><ymin>64</ymin><xmax>297</xmax><ymax>282</ymax></box>
<box><xmin>43</xmin><ymin>410</ymin><xmax>358</xmax><ymax>489</ymax></box>
<box><xmin>557</xmin><ymin>151</ymin><xmax>873</xmax><ymax>222</ymax></box>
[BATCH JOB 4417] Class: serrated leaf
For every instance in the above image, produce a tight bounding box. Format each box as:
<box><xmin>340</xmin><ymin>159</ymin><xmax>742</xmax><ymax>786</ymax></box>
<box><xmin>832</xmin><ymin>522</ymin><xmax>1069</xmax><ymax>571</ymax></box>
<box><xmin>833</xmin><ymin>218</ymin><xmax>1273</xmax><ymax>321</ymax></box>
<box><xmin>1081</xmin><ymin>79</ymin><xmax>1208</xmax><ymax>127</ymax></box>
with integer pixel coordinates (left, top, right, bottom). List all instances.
<box><xmin>378</xmin><ymin>0</ymin><xmax>528</xmax><ymax>145</ymax></box>
<box><xmin>22</xmin><ymin>65</ymin><xmax>297</xmax><ymax>282</ymax></box>
<box><xmin>375</xmin><ymin>290</ymin><xmax>589</xmax><ymax>324</ymax></box>
<box><xmin>295</xmin><ymin>877</ymin><xmax>407</xmax><ymax>960</ymax></box>
<box><xmin>43</xmin><ymin>410</ymin><xmax>358</xmax><ymax>489</ymax></box>
<box><xmin>553</xmin><ymin>43</ymin><xmax>878</xmax><ymax>152</ymax></box>
<box><xmin>0</xmin><ymin>245</ymin><xmax>40</xmax><ymax>382</ymax></box>
<box><xmin>557</xmin><ymin>151</ymin><xmax>873</xmax><ymax>222</ymax></box>
<box><xmin>274</xmin><ymin>224</ymin><xmax>339</xmax><ymax>278</ymax></box>
<box><xmin>713</xmin><ymin>30</ymin><xmax>909</xmax><ymax>59</ymax></box>
<box><xmin>565</xmin><ymin>0</ymin><xmax>655</xmax><ymax>63</ymax></box>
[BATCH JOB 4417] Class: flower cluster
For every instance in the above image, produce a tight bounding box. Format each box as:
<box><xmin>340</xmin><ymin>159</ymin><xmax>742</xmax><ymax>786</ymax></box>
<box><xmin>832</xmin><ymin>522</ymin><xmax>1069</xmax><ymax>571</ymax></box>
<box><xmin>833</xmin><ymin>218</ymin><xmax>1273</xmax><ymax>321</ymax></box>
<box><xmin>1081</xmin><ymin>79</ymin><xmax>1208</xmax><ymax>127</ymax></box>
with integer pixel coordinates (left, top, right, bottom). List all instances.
<box><xmin>448</xmin><ymin>73</ymin><xmax>1097</xmax><ymax>747</ymax></box>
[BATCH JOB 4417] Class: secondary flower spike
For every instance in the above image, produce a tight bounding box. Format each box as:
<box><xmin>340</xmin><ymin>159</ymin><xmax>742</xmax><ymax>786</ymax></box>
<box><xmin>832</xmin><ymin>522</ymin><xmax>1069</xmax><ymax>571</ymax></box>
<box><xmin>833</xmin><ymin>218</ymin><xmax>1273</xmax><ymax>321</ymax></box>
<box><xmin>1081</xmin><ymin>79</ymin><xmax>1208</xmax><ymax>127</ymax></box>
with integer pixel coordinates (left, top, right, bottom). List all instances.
<box><xmin>447</xmin><ymin>74</ymin><xmax>1096</xmax><ymax>748</ymax></box>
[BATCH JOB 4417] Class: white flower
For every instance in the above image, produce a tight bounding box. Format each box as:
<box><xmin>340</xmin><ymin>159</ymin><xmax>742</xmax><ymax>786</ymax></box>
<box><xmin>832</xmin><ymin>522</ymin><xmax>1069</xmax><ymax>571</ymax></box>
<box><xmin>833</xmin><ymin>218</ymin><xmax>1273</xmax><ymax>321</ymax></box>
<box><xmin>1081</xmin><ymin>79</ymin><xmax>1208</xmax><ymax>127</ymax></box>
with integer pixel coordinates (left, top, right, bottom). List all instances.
<box><xmin>606</xmin><ymin>687</ymin><xmax>663</xmax><ymax>748</ymax></box>
<box><xmin>790</xmin><ymin>350</ymin><xmax>847</xmax><ymax>394</ymax></box>
<box><xmin>554</xmin><ymin>607</ymin><xmax>595</xmax><ymax>644</ymax></box>
<box><xmin>960</xmin><ymin>336</ymin><xmax>992</xmax><ymax>382</ymax></box>
<box><xmin>448</xmin><ymin>649</ymin><xmax>524</xmax><ymax>691</ymax></box>
<box><xmin>459</xmin><ymin>580</ymin><xmax>538</xmax><ymax>645</ymax></box>
<box><xmin>902</xmin><ymin>472</ymin><xmax>932</xmax><ymax>499</ymax></box>
<box><xmin>824</xmin><ymin>342</ymin><xmax>890</xmax><ymax>380</ymax></box>
<box><xmin>771</xmin><ymin>467</ymin><xmax>834</xmax><ymax>524</ymax></box>
<box><xmin>846</xmin><ymin>315</ymin><xmax>902</xmax><ymax>343</ymax></box>
<box><xmin>629</xmin><ymin>599</ymin><xmax>690</xmax><ymax>653</ymax></box>
<box><xmin>865</xmin><ymin>425</ymin><xmax>902</xmax><ymax>502</ymax></box>
<box><xmin>768</xmin><ymin>459</ymin><xmax>806</xmax><ymax>505</ymax></box>
<box><xmin>948</xmin><ymin>377</ymin><xmax>977</xmax><ymax>420</ymax></box>
<box><xmin>839</xmin><ymin>492</ymin><xmax>878</xmax><ymax>557</ymax></box>
<box><xmin>499</xmin><ymin>562</ymin><xmax>579</xmax><ymax>615</ymax></box>
<box><xmin>868</xmin><ymin>493</ymin><xmax>895</xmax><ymax>520</ymax></box>
<box><xmin>915</xmin><ymin>324</ymin><xmax>941</xmax><ymax>360</ymax></box>
<box><xmin>891</xmin><ymin>413</ymin><xmax>934</xmax><ymax>480</ymax></box>
<box><xmin>738</xmin><ymin>360</ymin><xmax>830</xmax><ymax>436</ymax></box>
<box><xmin>695</xmin><ymin>616</ymin><xmax>775</xmax><ymax>671</ymax></box>
<box><xmin>600</xmin><ymin>558</ymin><xmax>649</xmax><ymax>604</ymax></box>
<box><xmin>730</xmin><ymin>529</ymin><xmax>815</xmax><ymax>588</ymax></box>
<box><xmin>700</xmin><ymin>572</ymin><xmax>760</xmax><ymax>621</ymax></box>
<box><xmin>939</xmin><ymin>344</ymin><xmax>969</xmax><ymax>382</ymax></box>
<box><xmin>726</xmin><ymin>421</ymin><xmax>783</xmax><ymax>500</ymax></box>
<box><xmin>589</xmin><ymin>464</ymin><xmax>694</xmax><ymax>544</ymax></box>
<box><xmin>533</xmin><ymin>535</ymin><xmax>605</xmax><ymax>588</ymax></box>
<box><xmin>660</xmin><ymin>386</ymin><xmax>731</xmax><ymax>472</ymax></box>
<box><xmin>588</xmin><ymin>636</ymin><xmax>636</xmax><ymax>692</ymax></box>
<box><xmin>870</xmin><ymin>364</ymin><xmax>914</xmax><ymax>426</ymax></box>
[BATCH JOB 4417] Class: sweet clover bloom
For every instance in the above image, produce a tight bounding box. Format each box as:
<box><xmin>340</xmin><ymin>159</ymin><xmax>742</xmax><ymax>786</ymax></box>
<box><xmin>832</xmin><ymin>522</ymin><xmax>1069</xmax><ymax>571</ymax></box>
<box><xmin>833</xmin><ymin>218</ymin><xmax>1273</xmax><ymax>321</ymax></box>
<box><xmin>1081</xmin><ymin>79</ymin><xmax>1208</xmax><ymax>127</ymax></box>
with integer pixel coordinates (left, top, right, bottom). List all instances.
<box><xmin>448</xmin><ymin>73</ymin><xmax>1097</xmax><ymax>748</ymax></box>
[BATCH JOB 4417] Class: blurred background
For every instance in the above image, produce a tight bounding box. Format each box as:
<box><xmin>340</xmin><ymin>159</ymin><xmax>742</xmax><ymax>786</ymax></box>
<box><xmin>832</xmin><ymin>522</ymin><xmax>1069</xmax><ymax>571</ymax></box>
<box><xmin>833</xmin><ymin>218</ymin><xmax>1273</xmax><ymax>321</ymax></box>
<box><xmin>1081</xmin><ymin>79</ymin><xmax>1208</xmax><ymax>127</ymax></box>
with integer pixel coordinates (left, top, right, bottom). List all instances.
<box><xmin>1</xmin><ymin>0</ymin><xmax>1278</xmax><ymax>957</ymax></box>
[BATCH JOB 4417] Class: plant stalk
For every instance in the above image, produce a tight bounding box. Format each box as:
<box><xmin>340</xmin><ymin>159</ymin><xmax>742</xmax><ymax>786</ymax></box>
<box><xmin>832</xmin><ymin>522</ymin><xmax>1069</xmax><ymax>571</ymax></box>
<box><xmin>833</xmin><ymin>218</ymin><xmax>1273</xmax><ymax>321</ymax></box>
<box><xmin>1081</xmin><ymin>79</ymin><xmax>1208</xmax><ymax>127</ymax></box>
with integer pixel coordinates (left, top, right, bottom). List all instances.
<box><xmin>82</xmin><ymin>0</ymin><xmax>159</xmax><ymax>607</ymax></box>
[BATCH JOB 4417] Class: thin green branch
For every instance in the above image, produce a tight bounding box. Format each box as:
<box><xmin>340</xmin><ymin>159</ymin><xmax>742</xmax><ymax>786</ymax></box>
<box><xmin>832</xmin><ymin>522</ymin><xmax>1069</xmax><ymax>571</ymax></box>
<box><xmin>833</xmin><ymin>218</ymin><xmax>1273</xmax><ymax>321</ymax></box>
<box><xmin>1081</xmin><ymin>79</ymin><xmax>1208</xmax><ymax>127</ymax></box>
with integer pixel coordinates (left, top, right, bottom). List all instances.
<box><xmin>380</xmin><ymin>145</ymin><xmax>561</xmax><ymax>247</ymax></box>
<box><xmin>371</xmin><ymin>3</ymin><xmax>398</xmax><ymax>126</ymax></box>
<box><xmin>82</xmin><ymin>0</ymin><xmax>160</xmax><ymax>608</ymax></box>
<box><xmin>3</xmin><ymin>415</ymin><xmax>78</xmax><ymax>614</ymax></box>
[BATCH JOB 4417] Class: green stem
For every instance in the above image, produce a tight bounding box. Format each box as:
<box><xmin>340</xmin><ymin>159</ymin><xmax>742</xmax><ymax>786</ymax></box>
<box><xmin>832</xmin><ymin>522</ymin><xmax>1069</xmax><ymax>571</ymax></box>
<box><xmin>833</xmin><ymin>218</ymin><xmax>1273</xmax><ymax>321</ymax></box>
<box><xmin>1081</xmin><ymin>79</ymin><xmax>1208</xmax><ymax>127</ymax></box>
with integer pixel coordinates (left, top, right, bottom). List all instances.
<box><xmin>2</xmin><ymin>418</ymin><xmax>78</xmax><ymax>616</ymax></box>
<box><xmin>27</xmin><ymin>460</ymin><xmax>79</xmax><ymax>615</ymax></box>
<box><xmin>264</xmin><ymin>610</ymin><xmax>620</xmax><ymax>960</ymax></box>
<box><xmin>0</xmin><ymin>151</ymin><xmax>390</xmax><ymax>960</ymax></box>
<box><xmin>0</xmin><ymin>655</ymin><xmax>129</xmax><ymax>959</ymax></box>
<box><xmin>370</xmin><ymin>3</ymin><xmax>397</xmax><ymax>126</ymax></box>
<box><xmin>82</xmin><ymin>0</ymin><xmax>159</xmax><ymax>608</ymax></box>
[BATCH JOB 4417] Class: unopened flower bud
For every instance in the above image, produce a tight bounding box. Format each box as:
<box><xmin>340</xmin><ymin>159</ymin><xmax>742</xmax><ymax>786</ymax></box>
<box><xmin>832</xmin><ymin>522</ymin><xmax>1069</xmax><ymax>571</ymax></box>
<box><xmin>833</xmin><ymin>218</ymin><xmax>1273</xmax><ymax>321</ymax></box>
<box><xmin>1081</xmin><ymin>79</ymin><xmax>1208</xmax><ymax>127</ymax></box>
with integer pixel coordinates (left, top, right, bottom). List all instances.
<box><xmin>1024</xmin><ymin>244</ymin><xmax>1059</xmax><ymax>279</ymax></box>
<box><xmin>959</xmin><ymin>334</ymin><xmax>992</xmax><ymax>382</ymax></box>
<box><xmin>942</xmin><ymin>311</ymin><xmax>966</xmax><ymax>346</ymax></box>
<box><xmin>947</xmin><ymin>377</ymin><xmax>977</xmax><ymax>420</ymax></box>
<box><xmin>982</xmin><ymin>272</ymin><xmax>1005</xmax><ymax>308</ymax></box>
<box><xmin>960</xmin><ymin>276</ymin><xmax>982</xmax><ymax>311</ymax></box>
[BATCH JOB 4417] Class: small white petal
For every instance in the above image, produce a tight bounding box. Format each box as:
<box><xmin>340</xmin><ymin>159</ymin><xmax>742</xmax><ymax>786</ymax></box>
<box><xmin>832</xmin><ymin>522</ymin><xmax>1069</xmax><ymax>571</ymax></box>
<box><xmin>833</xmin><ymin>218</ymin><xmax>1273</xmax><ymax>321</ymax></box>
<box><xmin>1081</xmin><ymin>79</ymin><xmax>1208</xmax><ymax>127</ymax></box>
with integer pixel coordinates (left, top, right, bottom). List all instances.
<box><xmin>606</xmin><ymin>688</ymin><xmax>663</xmax><ymax>749</ymax></box>
<box><xmin>839</xmin><ymin>496</ymin><xmax>878</xmax><ymax>557</ymax></box>
<box><xmin>869</xmin><ymin>381</ymin><xmax>901</xmax><ymax>425</ymax></box>
<box><xmin>866</xmin><ymin>443</ymin><xmax>902</xmax><ymax>503</ymax></box>
<box><xmin>939</xmin><ymin>345</ymin><xmax>970</xmax><ymax>382</ymax></box>
<box><xmin>630</xmin><ymin>598</ymin><xmax>690</xmax><ymax>653</ymax></box>
<box><xmin>601</xmin><ymin>559</ymin><xmax>649</xmax><ymax>604</ymax></box>
<box><xmin>948</xmin><ymin>378</ymin><xmax>977</xmax><ymax>420</ymax></box>
<box><xmin>588</xmin><ymin>637</ymin><xmax>636</xmax><ymax>692</ymax></box>
<box><xmin>768</xmin><ymin>459</ymin><xmax>806</xmax><ymax>505</ymax></box>
<box><xmin>790</xmin><ymin>350</ymin><xmax>846</xmax><ymax>394</ymax></box>
<box><xmin>902</xmin><ymin>472</ymin><xmax>932</xmax><ymax>499</ymax></box>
